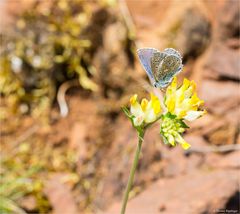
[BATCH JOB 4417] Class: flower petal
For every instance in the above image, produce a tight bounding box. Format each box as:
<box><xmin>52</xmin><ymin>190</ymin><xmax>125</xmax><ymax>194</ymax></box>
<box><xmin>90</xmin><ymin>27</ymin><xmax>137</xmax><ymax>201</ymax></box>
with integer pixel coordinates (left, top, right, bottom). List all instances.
<box><xmin>181</xmin><ymin>141</ymin><xmax>191</xmax><ymax>150</ymax></box>
<box><xmin>130</xmin><ymin>95</ymin><xmax>144</xmax><ymax>117</ymax></box>
<box><xmin>141</xmin><ymin>98</ymin><xmax>148</xmax><ymax>111</ymax></box>
<box><xmin>183</xmin><ymin>110</ymin><xmax>206</xmax><ymax>121</ymax></box>
<box><xmin>130</xmin><ymin>94</ymin><xmax>138</xmax><ymax>105</ymax></box>
<box><xmin>175</xmin><ymin>133</ymin><xmax>191</xmax><ymax>150</ymax></box>
<box><xmin>133</xmin><ymin>115</ymin><xmax>144</xmax><ymax>126</ymax></box>
<box><xmin>144</xmin><ymin>109</ymin><xmax>156</xmax><ymax>123</ymax></box>
<box><xmin>164</xmin><ymin>77</ymin><xmax>205</xmax><ymax>120</ymax></box>
<box><xmin>167</xmin><ymin>134</ymin><xmax>176</xmax><ymax>146</ymax></box>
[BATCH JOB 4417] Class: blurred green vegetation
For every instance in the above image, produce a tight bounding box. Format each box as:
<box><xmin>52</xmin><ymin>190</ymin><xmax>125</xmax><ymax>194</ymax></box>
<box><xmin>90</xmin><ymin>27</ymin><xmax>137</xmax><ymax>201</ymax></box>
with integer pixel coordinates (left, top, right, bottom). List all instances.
<box><xmin>0</xmin><ymin>0</ymin><xmax>103</xmax><ymax>120</ymax></box>
<box><xmin>0</xmin><ymin>134</ymin><xmax>81</xmax><ymax>213</ymax></box>
<box><xmin>0</xmin><ymin>145</ymin><xmax>46</xmax><ymax>214</ymax></box>
<box><xmin>0</xmin><ymin>0</ymin><xmax>119</xmax><ymax>213</ymax></box>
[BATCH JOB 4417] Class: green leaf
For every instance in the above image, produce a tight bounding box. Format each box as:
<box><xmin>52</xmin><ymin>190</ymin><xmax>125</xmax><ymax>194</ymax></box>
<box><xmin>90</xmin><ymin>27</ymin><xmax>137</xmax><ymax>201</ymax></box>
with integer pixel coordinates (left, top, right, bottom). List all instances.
<box><xmin>0</xmin><ymin>196</ymin><xmax>26</xmax><ymax>214</ymax></box>
<box><xmin>164</xmin><ymin>112</ymin><xmax>176</xmax><ymax>119</ymax></box>
<box><xmin>121</xmin><ymin>106</ymin><xmax>131</xmax><ymax>118</ymax></box>
<box><xmin>179</xmin><ymin>120</ymin><xmax>189</xmax><ymax>128</ymax></box>
<box><xmin>121</xmin><ymin>107</ymin><xmax>136</xmax><ymax>129</ymax></box>
<box><xmin>162</xmin><ymin>135</ymin><xmax>169</xmax><ymax>145</ymax></box>
<box><xmin>136</xmin><ymin>126</ymin><xmax>144</xmax><ymax>135</ymax></box>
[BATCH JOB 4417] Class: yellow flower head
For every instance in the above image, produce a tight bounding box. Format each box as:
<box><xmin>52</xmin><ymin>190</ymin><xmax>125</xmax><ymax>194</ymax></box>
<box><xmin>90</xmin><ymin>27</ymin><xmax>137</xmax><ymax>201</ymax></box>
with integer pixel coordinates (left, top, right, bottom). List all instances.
<box><xmin>125</xmin><ymin>76</ymin><xmax>206</xmax><ymax>150</ymax></box>
<box><xmin>130</xmin><ymin>93</ymin><xmax>162</xmax><ymax>127</ymax></box>
<box><xmin>165</xmin><ymin>77</ymin><xmax>206</xmax><ymax>121</ymax></box>
<box><xmin>160</xmin><ymin>113</ymin><xmax>191</xmax><ymax>150</ymax></box>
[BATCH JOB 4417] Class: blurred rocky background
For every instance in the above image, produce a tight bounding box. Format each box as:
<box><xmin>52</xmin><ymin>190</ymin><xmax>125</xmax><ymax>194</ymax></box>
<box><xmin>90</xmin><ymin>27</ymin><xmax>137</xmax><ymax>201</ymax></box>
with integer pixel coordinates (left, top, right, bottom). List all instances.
<box><xmin>0</xmin><ymin>0</ymin><xmax>239</xmax><ymax>214</ymax></box>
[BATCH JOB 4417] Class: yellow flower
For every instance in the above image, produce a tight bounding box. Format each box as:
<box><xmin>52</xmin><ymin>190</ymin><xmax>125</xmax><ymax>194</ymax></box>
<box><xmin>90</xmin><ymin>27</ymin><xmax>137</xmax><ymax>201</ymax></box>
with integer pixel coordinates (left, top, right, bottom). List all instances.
<box><xmin>130</xmin><ymin>93</ymin><xmax>162</xmax><ymax>126</ymax></box>
<box><xmin>160</xmin><ymin>113</ymin><xmax>191</xmax><ymax>150</ymax></box>
<box><xmin>165</xmin><ymin>77</ymin><xmax>206</xmax><ymax>121</ymax></box>
<box><xmin>125</xmin><ymin>76</ymin><xmax>206</xmax><ymax>150</ymax></box>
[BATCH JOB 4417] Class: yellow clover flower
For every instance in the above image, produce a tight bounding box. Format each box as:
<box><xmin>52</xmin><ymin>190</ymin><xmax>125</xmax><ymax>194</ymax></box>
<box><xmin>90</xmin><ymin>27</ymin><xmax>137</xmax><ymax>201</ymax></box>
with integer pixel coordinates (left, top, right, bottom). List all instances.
<box><xmin>165</xmin><ymin>77</ymin><xmax>206</xmax><ymax>121</ymax></box>
<box><xmin>160</xmin><ymin>76</ymin><xmax>206</xmax><ymax>150</ymax></box>
<box><xmin>123</xmin><ymin>76</ymin><xmax>206</xmax><ymax>150</ymax></box>
<box><xmin>160</xmin><ymin>113</ymin><xmax>191</xmax><ymax>150</ymax></box>
<box><xmin>130</xmin><ymin>93</ymin><xmax>162</xmax><ymax>127</ymax></box>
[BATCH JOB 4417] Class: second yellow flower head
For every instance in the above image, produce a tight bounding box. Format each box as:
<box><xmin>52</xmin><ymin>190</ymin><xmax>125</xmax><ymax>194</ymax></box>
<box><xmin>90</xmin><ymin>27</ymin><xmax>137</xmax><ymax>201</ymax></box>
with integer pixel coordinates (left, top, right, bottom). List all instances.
<box><xmin>130</xmin><ymin>93</ymin><xmax>162</xmax><ymax>127</ymax></box>
<box><xmin>165</xmin><ymin>77</ymin><xmax>206</xmax><ymax>121</ymax></box>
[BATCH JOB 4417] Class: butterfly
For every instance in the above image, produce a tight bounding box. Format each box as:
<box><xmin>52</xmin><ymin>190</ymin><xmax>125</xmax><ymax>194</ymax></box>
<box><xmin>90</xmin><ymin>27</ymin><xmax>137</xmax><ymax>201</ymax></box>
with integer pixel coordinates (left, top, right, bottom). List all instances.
<box><xmin>137</xmin><ymin>48</ymin><xmax>183</xmax><ymax>88</ymax></box>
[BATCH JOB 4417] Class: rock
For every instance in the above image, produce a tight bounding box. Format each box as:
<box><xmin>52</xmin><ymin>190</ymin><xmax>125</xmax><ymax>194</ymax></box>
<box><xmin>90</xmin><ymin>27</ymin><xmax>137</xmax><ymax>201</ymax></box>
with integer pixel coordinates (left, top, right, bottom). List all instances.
<box><xmin>161</xmin><ymin>135</ymin><xmax>208</xmax><ymax>177</ymax></box>
<box><xmin>190</xmin><ymin>115</ymin><xmax>238</xmax><ymax>146</ymax></box>
<box><xmin>44</xmin><ymin>174</ymin><xmax>78</xmax><ymax>214</ymax></box>
<box><xmin>126</xmin><ymin>0</ymin><xmax>171</xmax><ymax>47</ymax></box>
<box><xmin>103</xmin><ymin>22</ymin><xmax>128</xmax><ymax>56</ymax></box>
<box><xmin>138</xmin><ymin>125</ymin><xmax>163</xmax><ymax>174</ymax></box>
<box><xmin>127</xmin><ymin>0</ymin><xmax>211</xmax><ymax>55</ymax></box>
<box><xmin>203</xmin><ymin>44</ymin><xmax>240</xmax><ymax>81</ymax></box>
<box><xmin>69</xmin><ymin>122</ymin><xmax>87</xmax><ymax>160</ymax></box>
<box><xmin>206</xmin><ymin>151</ymin><xmax>240</xmax><ymax>169</ymax></box>
<box><xmin>189</xmin><ymin>114</ymin><xmax>217</xmax><ymax>130</ymax></box>
<box><xmin>105</xmin><ymin>169</ymin><xmax>239</xmax><ymax>214</ymax></box>
<box><xmin>95</xmin><ymin>116</ymin><xmax>138</xmax><ymax>209</ymax></box>
<box><xmin>226</xmin><ymin>38</ymin><xmax>240</xmax><ymax>49</ymax></box>
<box><xmin>206</xmin><ymin>124</ymin><xmax>237</xmax><ymax>145</ymax></box>
<box><xmin>216</xmin><ymin>0</ymin><xmax>240</xmax><ymax>40</ymax></box>
<box><xmin>184</xmin><ymin>134</ymin><xmax>209</xmax><ymax>150</ymax></box>
<box><xmin>18</xmin><ymin>195</ymin><xmax>37</xmax><ymax>212</ymax></box>
<box><xmin>161</xmin><ymin>141</ymin><xmax>203</xmax><ymax>177</ymax></box>
<box><xmin>96</xmin><ymin>117</ymin><xmax>163</xmax><ymax>209</ymax></box>
<box><xmin>189</xmin><ymin>115</ymin><xmax>231</xmax><ymax>139</ymax></box>
<box><xmin>224</xmin><ymin>106</ymin><xmax>240</xmax><ymax>126</ymax></box>
<box><xmin>189</xmin><ymin>114</ymin><xmax>225</xmax><ymax>134</ymax></box>
<box><xmin>200</xmin><ymin>80</ymin><xmax>239</xmax><ymax>114</ymax></box>
<box><xmin>175</xmin><ymin>8</ymin><xmax>211</xmax><ymax>59</ymax></box>
<box><xmin>190</xmin><ymin>113</ymin><xmax>239</xmax><ymax>146</ymax></box>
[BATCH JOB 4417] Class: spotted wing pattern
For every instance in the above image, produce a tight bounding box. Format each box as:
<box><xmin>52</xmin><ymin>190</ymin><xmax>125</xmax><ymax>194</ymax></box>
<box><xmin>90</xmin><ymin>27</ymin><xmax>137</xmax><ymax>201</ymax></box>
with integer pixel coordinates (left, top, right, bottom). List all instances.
<box><xmin>150</xmin><ymin>51</ymin><xmax>167</xmax><ymax>81</ymax></box>
<box><xmin>156</xmin><ymin>54</ymin><xmax>182</xmax><ymax>88</ymax></box>
<box><xmin>137</xmin><ymin>47</ymin><xmax>183</xmax><ymax>89</ymax></box>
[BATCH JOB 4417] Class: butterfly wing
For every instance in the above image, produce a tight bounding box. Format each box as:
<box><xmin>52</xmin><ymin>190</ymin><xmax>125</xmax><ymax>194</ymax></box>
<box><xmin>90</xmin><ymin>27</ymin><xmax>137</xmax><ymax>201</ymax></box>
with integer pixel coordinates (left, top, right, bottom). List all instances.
<box><xmin>137</xmin><ymin>48</ymin><xmax>158</xmax><ymax>84</ymax></box>
<box><xmin>137</xmin><ymin>47</ymin><xmax>183</xmax><ymax>88</ymax></box>
<box><xmin>163</xmin><ymin>48</ymin><xmax>182</xmax><ymax>58</ymax></box>
<box><xmin>150</xmin><ymin>51</ymin><xmax>167</xmax><ymax>81</ymax></box>
<box><xmin>156</xmin><ymin>54</ymin><xmax>182</xmax><ymax>88</ymax></box>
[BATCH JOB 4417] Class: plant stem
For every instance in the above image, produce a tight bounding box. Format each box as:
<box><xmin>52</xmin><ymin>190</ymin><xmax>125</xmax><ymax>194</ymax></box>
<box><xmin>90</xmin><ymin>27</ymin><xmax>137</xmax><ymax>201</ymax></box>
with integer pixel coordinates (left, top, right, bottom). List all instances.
<box><xmin>120</xmin><ymin>131</ymin><xmax>144</xmax><ymax>214</ymax></box>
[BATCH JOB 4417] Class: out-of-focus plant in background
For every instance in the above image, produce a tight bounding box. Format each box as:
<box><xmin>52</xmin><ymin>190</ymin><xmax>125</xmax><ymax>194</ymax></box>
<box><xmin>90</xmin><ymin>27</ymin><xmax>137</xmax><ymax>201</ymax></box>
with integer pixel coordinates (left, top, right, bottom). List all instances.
<box><xmin>0</xmin><ymin>146</ymin><xmax>44</xmax><ymax>214</ymax></box>
<box><xmin>1</xmin><ymin>0</ymin><xmax>126</xmax><ymax>213</ymax></box>
<box><xmin>0</xmin><ymin>132</ymin><xmax>80</xmax><ymax>213</ymax></box>
<box><xmin>0</xmin><ymin>0</ymin><xmax>99</xmax><ymax>120</ymax></box>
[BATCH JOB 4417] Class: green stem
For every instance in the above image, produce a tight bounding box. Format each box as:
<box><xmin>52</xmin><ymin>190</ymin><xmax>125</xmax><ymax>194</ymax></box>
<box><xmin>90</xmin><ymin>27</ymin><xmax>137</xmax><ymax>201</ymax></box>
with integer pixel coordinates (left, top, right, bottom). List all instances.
<box><xmin>120</xmin><ymin>131</ymin><xmax>145</xmax><ymax>214</ymax></box>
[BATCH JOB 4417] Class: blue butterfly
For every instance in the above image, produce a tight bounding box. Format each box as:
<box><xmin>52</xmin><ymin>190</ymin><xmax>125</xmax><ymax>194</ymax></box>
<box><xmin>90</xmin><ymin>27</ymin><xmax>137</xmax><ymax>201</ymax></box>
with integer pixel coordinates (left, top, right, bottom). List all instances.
<box><xmin>137</xmin><ymin>48</ymin><xmax>183</xmax><ymax>88</ymax></box>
